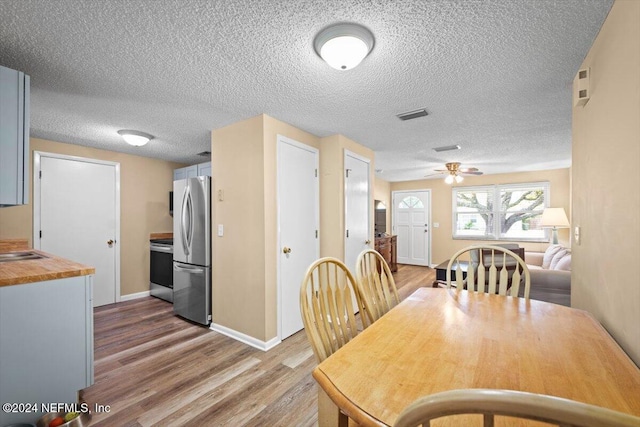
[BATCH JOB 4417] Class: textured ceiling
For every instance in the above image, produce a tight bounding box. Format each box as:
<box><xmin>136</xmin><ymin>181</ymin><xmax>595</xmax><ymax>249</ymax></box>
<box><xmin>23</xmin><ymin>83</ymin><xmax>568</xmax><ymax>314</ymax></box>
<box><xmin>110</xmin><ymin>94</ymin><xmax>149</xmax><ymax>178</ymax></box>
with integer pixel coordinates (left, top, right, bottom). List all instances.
<box><xmin>0</xmin><ymin>0</ymin><xmax>613</xmax><ymax>182</ymax></box>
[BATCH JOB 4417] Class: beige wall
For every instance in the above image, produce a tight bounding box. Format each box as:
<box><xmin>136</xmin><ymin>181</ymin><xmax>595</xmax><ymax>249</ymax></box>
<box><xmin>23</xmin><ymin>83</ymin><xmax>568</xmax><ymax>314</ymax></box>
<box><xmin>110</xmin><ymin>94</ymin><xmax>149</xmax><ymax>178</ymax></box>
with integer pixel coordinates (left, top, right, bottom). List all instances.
<box><xmin>211</xmin><ymin>114</ymin><xmax>320</xmax><ymax>341</ymax></box>
<box><xmin>0</xmin><ymin>137</ymin><xmax>181</xmax><ymax>296</ymax></box>
<box><xmin>374</xmin><ymin>177</ymin><xmax>391</xmax><ymax>234</ymax></box>
<box><xmin>319</xmin><ymin>134</ymin><xmax>375</xmax><ymax>259</ymax></box>
<box><xmin>572</xmin><ymin>0</ymin><xmax>640</xmax><ymax>365</ymax></box>
<box><xmin>390</xmin><ymin>168</ymin><xmax>571</xmax><ymax>265</ymax></box>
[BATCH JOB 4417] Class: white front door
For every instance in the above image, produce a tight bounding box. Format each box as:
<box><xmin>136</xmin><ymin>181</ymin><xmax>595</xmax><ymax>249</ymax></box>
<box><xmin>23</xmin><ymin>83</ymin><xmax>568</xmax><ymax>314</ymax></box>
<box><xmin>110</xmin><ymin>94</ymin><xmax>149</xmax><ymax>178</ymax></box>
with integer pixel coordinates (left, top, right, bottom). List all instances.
<box><xmin>34</xmin><ymin>152</ymin><xmax>119</xmax><ymax>307</ymax></box>
<box><xmin>393</xmin><ymin>190</ymin><xmax>430</xmax><ymax>266</ymax></box>
<box><xmin>278</xmin><ymin>136</ymin><xmax>319</xmax><ymax>340</ymax></box>
<box><xmin>344</xmin><ymin>151</ymin><xmax>371</xmax><ymax>272</ymax></box>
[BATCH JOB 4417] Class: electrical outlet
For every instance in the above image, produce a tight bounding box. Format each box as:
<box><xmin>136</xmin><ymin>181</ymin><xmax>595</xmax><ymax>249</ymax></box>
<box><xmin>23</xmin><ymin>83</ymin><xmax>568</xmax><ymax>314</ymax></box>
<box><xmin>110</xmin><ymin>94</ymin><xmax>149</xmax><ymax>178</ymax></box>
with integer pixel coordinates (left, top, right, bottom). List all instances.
<box><xmin>433</xmin><ymin>222</ymin><xmax>440</xmax><ymax>228</ymax></box>
<box><xmin>574</xmin><ymin>226</ymin><xmax>580</xmax><ymax>245</ymax></box>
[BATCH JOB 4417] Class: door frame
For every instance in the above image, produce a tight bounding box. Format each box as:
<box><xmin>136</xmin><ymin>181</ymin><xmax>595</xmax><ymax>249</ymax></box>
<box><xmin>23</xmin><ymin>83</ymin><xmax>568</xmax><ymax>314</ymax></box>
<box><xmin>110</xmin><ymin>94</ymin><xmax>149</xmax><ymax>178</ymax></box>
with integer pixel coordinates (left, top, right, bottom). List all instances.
<box><xmin>343</xmin><ymin>149</ymin><xmax>372</xmax><ymax>264</ymax></box>
<box><xmin>276</xmin><ymin>135</ymin><xmax>319</xmax><ymax>341</ymax></box>
<box><xmin>391</xmin><ymin>189</ymin><xmax>432</xmax><ymax>267</ymax></box>
<box><xmin>33</xmin><ymin>151</ymin><xmax>121</xmax><ymax>303</ymax></box>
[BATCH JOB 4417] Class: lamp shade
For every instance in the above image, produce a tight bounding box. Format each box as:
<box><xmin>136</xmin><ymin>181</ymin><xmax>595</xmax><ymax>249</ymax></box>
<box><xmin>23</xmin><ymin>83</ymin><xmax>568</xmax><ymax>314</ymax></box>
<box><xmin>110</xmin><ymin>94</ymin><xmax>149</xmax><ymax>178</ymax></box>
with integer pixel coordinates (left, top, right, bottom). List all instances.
<box><xmin>540</xmin><ymin>208</ymin><xmax>570</xmax><ymax>228</ymax></box>
<box><xmin>314</xmin><ymin>23</ymin><xmax>374</xmax><ymax>70</ymax></box>
<box><xmin>118</xmin><ymin>129</ymin><xmax>154</xmax><ymax>147</ymax></box>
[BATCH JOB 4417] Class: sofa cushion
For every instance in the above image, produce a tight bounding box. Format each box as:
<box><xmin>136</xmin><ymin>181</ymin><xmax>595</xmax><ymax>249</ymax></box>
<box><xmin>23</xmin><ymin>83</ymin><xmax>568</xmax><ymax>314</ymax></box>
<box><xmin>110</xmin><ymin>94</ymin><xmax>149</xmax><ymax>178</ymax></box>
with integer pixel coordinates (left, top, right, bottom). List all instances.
<box><xmin>554</xmin><ymin>253</ymin><xmax>571</xmax><ymax>271</ymax></box>
<box><xmin>549</xmin><ymin>249</ymin><xmax>568</xmax><ymax>270</ymax></box>
<box><xmin>542</xmin><ymin>245</ymin><xmax>564</xmax><ymax>269</ymax></box>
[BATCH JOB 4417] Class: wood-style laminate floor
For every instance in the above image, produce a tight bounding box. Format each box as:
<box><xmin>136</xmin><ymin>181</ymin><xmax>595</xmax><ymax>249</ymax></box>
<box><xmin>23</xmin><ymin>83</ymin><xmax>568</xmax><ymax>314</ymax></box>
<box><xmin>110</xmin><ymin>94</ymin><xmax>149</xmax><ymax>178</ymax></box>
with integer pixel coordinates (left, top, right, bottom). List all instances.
<box><xmin>82</xmin><ymin>264</ymin><xmax>434</xmax><ymax>427</ymax></box>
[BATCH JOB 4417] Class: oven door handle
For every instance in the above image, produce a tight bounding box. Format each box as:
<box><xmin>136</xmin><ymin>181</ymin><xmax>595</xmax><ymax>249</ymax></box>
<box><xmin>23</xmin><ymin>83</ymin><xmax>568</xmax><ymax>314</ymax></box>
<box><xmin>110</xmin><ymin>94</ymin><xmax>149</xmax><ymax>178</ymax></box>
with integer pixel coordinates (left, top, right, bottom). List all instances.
<box><xmin>150</xmin><ymin>244</ymin><xmax>173</xmax><ymax>253</ymax></box>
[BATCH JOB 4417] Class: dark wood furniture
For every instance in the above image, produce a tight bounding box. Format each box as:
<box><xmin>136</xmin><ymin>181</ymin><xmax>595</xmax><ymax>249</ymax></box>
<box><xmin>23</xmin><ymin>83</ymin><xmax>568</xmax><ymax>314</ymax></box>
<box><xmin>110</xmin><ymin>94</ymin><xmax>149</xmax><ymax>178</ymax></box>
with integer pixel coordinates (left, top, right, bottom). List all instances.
<box><xmin>433</xmin><ymin>259</ymin><xmax>468</xmax><ymax>287</ymax></box>
<box><xmin>374</xmin><ymin>235</ymin><xmax>397</xmax><ymax>272</ymax></box>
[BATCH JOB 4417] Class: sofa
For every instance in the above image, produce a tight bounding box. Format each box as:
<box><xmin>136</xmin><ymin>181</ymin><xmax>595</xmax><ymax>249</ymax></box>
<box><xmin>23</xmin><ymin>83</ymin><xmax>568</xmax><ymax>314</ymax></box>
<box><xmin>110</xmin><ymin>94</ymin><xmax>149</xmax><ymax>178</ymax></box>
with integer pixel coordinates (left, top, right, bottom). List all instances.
<box><xmin>468</xmin><ymin>243</ymin><xmax>571</xmax><ymax>307</ymax></box>
<box><xmin>525</xmin><ymin>245</ymin><xmax>571</xmax><ymax>307</ymax></box>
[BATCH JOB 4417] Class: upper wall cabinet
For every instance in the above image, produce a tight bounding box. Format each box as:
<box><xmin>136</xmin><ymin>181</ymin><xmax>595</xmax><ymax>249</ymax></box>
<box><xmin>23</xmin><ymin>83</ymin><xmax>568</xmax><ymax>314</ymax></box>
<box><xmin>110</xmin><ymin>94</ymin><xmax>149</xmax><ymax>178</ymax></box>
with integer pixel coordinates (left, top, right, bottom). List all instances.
<box><xmin>174</xmin><ymin>165</ymin><xmax>197</xmax><ymax>181</ymax></box>
<box><xmin>197</xmin><ymin>162</ymin><xmax>211</xmax><ymax>177</ymax></box>
<box><xmin>174</xmin><ymin>161</ymin><xmax>211</xmax><ymax>181</ymax></box>
<box><xmin>0</xmin><ymin>65</ymin><xmax>30</xmax><ymax>207</ymax></box>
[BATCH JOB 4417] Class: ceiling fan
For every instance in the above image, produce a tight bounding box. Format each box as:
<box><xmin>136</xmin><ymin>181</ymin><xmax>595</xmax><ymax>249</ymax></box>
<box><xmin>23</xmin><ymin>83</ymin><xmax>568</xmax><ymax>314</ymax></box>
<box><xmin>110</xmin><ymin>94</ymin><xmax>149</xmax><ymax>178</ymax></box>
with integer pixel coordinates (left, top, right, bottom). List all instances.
<box><xmin>429</xmin><ymin>162</ymin><xmax>483</xmax><ymax>184</ymax></box>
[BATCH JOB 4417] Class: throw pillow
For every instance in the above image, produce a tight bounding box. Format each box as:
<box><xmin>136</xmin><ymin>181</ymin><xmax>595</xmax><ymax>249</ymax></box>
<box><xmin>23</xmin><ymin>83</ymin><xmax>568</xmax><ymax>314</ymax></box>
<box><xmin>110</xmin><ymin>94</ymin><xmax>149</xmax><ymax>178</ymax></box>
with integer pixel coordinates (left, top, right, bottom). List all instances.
<box><xmin>555</xmin><ymin>253</ymin><xmax>572</xmax><ymax>271</ymax></box>
<box><xmin>549</xmin><ymin>249</ymin><xmax>568</xmax><ymax>270</ymax></box>
<box><xmin>542</xmin><ymin>245</ymin><xmax>564</xmax><ymax>269</ymax></box>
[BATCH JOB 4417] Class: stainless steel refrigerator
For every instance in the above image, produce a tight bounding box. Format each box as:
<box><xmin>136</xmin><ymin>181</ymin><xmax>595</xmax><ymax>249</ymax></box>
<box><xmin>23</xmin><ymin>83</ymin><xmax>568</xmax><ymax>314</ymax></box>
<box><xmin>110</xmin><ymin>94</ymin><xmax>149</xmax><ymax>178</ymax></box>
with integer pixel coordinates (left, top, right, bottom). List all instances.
<box><xmin>173</xmin><ymin>176</ymin><xmax>211</xmax><ymax>325</ymax></box>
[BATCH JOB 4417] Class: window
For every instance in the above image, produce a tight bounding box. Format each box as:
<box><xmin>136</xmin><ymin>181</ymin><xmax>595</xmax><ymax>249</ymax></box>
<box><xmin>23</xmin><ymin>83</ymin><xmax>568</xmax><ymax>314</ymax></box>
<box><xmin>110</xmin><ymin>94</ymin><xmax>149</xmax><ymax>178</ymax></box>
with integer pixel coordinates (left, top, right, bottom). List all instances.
<box><xmin>398</xmin><ymin>196</ymin><xmax>424</xmax><ymax>209</ymax></box>
<box><xmin>452</xmin><ymin>182</ymin><xmax>549</xmax><ymax>241</ymax></box>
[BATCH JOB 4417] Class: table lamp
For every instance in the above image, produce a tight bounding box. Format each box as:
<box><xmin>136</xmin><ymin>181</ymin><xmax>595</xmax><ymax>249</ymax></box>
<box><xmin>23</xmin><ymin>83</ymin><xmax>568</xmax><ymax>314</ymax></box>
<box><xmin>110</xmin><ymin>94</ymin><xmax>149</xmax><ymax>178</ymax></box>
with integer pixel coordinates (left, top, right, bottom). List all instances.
<box><xmin>541</xmin><ymin>208</ymin><xmax>570</xmax><ymax>245</ymax></box>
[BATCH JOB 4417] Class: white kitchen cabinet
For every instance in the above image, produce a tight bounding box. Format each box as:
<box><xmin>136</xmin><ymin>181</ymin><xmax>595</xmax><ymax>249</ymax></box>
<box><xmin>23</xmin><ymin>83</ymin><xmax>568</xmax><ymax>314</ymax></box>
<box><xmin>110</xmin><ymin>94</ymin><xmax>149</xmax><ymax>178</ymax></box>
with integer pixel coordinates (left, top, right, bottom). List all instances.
<box><xmin>174</xmin><ymin>161</ymin><xmax>211</xmax><ymax>180</ymax></box>
<box><xmin>197</xmin><ymin>161</ymin><xmax>211</xmax><ymax>177</ymax></box>
<box><xmin>173</xmin><ymin>165</ymin><xmax>197</xmax><ymax>181</ymax></box>
<box><xmin>0</xmin><ymin>65</ymin><xmax>30</xmax><ymax>207</ymax></box>
<box><xmin>0</xmin><ymin>275</ymin><xmax>94</xmax><ymax>426</ymax></box>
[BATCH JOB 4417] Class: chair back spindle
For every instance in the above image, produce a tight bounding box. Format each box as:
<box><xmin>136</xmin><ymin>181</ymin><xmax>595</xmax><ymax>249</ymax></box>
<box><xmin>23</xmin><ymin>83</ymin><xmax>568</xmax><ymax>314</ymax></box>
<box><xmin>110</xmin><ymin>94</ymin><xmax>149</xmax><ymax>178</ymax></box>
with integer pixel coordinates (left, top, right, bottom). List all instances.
<box><xmin>446</xmin><ymin>245</ymin><xmax>530</xmax><ymax>299</ymax></box>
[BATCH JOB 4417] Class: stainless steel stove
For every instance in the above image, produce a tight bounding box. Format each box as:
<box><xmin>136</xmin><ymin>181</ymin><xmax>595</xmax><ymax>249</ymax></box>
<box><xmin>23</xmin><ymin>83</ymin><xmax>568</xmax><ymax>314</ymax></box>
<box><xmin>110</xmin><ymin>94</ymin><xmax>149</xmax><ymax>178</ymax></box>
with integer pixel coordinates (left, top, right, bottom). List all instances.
<box><xmin>150</xmin><ymin>238</ymin><xmax>173</xmax><ymax>302</ymax></box>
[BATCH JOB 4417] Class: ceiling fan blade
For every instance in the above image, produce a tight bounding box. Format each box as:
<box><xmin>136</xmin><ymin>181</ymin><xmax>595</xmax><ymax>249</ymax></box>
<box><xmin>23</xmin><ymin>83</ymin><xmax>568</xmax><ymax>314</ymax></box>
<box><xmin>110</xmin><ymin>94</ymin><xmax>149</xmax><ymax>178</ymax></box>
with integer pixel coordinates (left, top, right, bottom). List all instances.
<box><xmin>425</xmin><ymin>172</ymin><xmax>445</xmax><ymax>177</ymax></box>
<box><xmin>459</xmin><ymin>167</ymin><xmax>479</xmax><ymax>173</ymax></box>
<box><xmin>462</xmin><ymin>171</ymin><xmax>484</xmax><ymax>176</ymax></box>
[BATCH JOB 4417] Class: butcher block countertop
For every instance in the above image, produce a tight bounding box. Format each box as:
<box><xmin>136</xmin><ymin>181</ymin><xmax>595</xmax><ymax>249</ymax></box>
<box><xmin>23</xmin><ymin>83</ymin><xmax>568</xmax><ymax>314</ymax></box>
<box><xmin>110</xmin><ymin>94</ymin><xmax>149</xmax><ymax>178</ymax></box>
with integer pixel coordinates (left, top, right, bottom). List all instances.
<box><xmin>0</xmin><ymin>239</ymin><xmax>95</xmax><ymax>287</ymax></box>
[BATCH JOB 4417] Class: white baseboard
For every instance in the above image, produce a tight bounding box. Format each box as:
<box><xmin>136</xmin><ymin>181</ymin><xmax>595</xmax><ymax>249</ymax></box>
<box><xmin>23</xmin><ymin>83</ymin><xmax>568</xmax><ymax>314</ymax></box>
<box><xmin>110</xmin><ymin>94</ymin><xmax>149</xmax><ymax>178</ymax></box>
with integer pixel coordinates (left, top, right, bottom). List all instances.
<box><xmin>119</xmin><ymin>291</ymin><xmax>151</xmax><ymax>301</ymax></box>
<box><xmin>210</xmin><ymin>323</ymin><xmax>281</xmax><ymax>352</ymax></box>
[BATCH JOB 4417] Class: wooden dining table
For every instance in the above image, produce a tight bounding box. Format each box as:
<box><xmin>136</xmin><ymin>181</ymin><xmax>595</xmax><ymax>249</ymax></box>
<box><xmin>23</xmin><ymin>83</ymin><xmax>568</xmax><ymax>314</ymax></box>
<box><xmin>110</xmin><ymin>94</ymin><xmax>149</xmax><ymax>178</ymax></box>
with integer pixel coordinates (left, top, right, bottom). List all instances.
<box><xmin>312</xmin><ymin>287</ymin><xmax>640</xmax><ymax>426</ymax></box>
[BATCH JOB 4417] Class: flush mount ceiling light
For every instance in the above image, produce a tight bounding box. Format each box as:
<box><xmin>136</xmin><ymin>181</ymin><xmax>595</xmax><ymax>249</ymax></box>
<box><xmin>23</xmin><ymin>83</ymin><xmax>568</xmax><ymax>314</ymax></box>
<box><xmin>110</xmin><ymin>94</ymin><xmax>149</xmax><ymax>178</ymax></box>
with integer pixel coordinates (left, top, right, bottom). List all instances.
<box><xmin>314</xmin><ymin>23</ymin><xmax>374</xmax><ymax>70</ymax></box>
<box><xmin>117</xmin><ymin>129</ymin><xmax>154</xmax><ymax>147</ymax></box>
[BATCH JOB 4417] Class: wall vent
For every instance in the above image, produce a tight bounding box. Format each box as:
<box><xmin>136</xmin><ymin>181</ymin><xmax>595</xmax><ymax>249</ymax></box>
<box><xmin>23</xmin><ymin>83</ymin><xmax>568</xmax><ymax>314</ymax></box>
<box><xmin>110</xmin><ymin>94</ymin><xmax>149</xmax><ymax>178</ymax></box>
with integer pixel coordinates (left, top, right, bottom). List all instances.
<box><xmin>397</xmin><ymin>108</ymin><xmax>429</xmax><ymax>121</ymax></box>
<box><xmin>433</xmin><ymin>144</ymin><xmax>461</xmax><ymax>153</ymax></box>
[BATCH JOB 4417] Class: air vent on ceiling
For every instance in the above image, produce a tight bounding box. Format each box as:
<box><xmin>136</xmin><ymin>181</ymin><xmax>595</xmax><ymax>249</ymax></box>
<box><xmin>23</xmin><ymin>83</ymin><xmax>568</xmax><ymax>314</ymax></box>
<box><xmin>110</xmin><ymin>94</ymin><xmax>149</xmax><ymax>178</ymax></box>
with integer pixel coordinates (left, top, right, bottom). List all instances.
<box><xmin>397</xmin><ymin>108</ymin><xmax>429</xmax><ymax>121</ymax></box>
<box><xmin>433</xmin><ymin>144</ymin><xmax>461</xmax><ymax>153</ymax></box>
<box><xmin>197</xmin><ymin>151</ymin><xmax>211</xmax><ymax>157</ymax></box>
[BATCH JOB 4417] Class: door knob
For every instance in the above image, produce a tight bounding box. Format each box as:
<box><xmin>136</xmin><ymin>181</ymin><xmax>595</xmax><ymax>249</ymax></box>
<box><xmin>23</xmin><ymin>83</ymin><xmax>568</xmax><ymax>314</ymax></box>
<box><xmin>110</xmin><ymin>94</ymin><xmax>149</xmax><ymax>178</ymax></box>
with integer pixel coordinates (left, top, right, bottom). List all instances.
<box><xmin>365</xmin><ymin>240</ymin><xmax>371</xmax><ymax>245</ymax></box>
<box><xmin>283</xmin><ymin>247</ymin><xmax>292</xmax><ymax>254</ymax></box>
<box><xmin>107</xmin><ymin>239</ymin><xmax>114</xmax><ymax>246</ymax></box>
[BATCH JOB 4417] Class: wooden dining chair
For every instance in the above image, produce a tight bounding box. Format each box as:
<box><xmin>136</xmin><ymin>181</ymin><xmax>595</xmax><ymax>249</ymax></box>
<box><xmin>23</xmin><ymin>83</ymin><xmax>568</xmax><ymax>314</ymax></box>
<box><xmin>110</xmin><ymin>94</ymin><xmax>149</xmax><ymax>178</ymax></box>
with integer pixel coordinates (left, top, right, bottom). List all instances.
<box><xmin>299</xmin><ymin>257</ymin><xmax>366</xmax><ymax>363</ymax></box>
<box><xmin>355</xmin><ymin>249</ymin><xmax>400</xmax><ymax>328</ymax></box>
<box><xmin>393</xmin><ymin>389</ymin><xmax>640</xmax><ymax>427</ymax></box>
<box><xmin>446</xmin><ymin>245</ymin><xmax>531</xmax><ymax>299</ymax></box>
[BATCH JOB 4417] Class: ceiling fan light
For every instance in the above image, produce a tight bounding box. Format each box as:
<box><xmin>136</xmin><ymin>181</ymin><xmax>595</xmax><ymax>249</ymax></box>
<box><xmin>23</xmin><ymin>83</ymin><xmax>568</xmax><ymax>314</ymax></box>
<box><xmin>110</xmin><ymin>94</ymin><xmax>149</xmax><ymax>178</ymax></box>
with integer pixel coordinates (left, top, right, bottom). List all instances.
<box><xmin>445</xmin><ymin>175</ymin><xmax>455</xmax><ymax>184</ymax></box>
<box><xmin>118</xmin><ymin>129</ymin><xmax>154</xmax><ymax>146</ymax></box>
<box><xmin>314</xmin><ymin>23</ymin><xmax>374</xmax><ymax>70</ymax></box>
<box><xmin>455</xmin><ymin>175</ymin><xmax>464</xmax><ymax>183</ymax></box>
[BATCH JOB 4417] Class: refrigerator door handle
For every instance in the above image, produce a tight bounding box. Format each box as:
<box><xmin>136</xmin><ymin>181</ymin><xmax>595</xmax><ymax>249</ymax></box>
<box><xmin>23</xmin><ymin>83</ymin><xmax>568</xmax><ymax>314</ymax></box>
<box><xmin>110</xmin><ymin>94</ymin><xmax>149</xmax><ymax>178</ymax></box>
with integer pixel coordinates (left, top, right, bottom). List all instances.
<box><xmin>180</xmin><ymin>185</ymin><xmax>190</xmax><ymax>256</ymax></box>
<box><xmin>174</xmin><ymin>264</ymin><xmax>204</xmax><ymax>274</ymax></box>
<box><xmin>187</xmin><ymin>190</ymin><xmax>194</xmax><ymax>249</ymax></box>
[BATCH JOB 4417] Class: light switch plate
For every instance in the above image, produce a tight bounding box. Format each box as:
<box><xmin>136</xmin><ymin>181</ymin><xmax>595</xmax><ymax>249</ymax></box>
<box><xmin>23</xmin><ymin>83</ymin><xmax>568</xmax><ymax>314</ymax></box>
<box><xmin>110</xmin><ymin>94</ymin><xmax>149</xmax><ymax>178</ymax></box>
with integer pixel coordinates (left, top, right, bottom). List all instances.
<box><xmin>433</xmin><ymin>222</ymin><xmax>440</xmax><ymax>228</ymax></box>
<box><xmin>574</xmin><ymin>226</ymin><xmax>580</xmax><ymax>245</ymax></box>
<box><xmin>217</xmin><ymin>224</ymin><xmax>224</xmax><ymax>237</ymax></box>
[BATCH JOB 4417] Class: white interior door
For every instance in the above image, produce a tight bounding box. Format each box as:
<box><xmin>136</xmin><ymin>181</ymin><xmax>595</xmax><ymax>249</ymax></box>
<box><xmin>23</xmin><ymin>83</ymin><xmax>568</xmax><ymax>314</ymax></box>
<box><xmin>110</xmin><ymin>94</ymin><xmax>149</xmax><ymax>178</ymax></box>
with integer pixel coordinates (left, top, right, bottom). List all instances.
<box><xmin>393</xmin><ymin>190</ymin><xmax>430</xmax><ymax>266</ymax></box>
<box><xmin>344</xmin><ymin>151</ymin><xmax>371</xmax><ymax>272</ymax></box>
<box><xmin>278</xmin><ymin>136</ymin><xmax>319</xmax><ymax>340</ymax></box>
<box><xmin>34</xmin><ymin>152</ymin><xmax>119</xmax><ymax>307</ymax></box>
